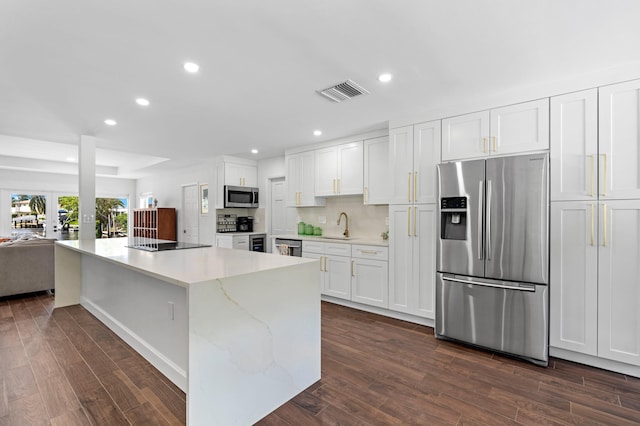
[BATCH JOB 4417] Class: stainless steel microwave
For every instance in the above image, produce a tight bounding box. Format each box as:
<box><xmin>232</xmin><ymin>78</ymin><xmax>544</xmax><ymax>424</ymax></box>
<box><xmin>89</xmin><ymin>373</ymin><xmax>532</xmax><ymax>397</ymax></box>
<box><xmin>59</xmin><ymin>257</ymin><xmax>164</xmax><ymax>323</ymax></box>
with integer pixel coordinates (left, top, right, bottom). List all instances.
<box><xmin>224</xmin><ymin>185</ymin><xmax>259</xmax><ymax>208</ymax></box>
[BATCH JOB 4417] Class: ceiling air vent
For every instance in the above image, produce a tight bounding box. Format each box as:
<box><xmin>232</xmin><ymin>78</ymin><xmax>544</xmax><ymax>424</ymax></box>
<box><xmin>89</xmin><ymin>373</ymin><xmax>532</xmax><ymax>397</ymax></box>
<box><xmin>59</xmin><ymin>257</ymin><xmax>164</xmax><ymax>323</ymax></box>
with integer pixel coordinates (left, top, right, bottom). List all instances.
<box><xmin>317</xmin><ymin>79</ymin><xmax>369</xmax><ymax>103</ymax></box>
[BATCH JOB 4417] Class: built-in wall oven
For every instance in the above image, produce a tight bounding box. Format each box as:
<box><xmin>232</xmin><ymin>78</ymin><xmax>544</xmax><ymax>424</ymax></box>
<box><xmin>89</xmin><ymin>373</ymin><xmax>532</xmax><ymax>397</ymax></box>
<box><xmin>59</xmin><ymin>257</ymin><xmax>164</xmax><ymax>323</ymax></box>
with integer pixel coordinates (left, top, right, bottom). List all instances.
<box><xmin>274</xmin><ymin>238</ymin><xmax>302</xmax><ymax>257</ymax></box>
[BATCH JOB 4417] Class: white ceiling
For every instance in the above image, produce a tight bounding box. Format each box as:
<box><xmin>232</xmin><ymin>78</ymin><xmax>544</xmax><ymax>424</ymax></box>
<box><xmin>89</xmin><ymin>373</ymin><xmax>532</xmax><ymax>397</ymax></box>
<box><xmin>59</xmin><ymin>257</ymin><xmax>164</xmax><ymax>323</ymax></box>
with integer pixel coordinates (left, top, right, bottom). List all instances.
<box><xmin>1</xmin><ymin>0</ymin><xmax>640</xmax><ymax>178</ymax></box>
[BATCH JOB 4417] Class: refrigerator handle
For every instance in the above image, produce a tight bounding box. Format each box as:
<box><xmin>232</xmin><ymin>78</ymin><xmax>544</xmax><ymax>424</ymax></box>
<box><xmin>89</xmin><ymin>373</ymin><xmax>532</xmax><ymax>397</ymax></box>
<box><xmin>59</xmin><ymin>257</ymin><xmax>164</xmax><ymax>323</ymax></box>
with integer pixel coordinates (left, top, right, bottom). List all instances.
<box><xmin>478</xmin><ymin>180</ymin><xmax>484</xmax><ymax>260</ymax></box>
<box><xmin>486</xmin><ymin>180</ymin><xmax>492</xmax><ymax>261</ymax></box>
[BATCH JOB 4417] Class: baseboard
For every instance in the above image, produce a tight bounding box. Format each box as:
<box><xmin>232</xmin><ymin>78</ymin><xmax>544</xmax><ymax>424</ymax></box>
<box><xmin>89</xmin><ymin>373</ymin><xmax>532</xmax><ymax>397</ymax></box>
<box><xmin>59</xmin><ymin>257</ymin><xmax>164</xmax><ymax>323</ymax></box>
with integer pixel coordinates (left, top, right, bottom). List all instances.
<box><xmin>550</xmin><ymin>346</ymin><xmax>640</xmax><ymax>378</ymax></box>
<box><xmin>321</xmin><ymin>296</ymin><xmax>435</xmax><ymax>328</ymax></box>
<box><xmin>81</xmin><ymin>297</ymin><xmax>187</xmax><ymax>391</ymax></box>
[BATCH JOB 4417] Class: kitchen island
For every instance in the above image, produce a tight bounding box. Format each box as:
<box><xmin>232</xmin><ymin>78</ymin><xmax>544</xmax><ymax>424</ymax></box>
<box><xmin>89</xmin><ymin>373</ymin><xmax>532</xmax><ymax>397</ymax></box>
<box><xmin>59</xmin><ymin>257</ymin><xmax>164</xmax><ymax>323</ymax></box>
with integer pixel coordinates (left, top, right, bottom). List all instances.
<box><xmin>54</xmin><ymin>238</ymin><xmax>320</xmax><ymax>425</ymax></box>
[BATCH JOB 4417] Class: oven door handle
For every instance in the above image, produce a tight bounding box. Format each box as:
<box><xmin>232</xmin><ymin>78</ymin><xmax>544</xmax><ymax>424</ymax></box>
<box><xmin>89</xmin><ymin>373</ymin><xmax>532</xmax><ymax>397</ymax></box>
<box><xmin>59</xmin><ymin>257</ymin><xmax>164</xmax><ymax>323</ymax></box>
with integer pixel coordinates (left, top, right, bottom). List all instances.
<box><xmin>442</xmin><ymin>276</ymin><xmax>536</xmax><ymax>292</ymax></box>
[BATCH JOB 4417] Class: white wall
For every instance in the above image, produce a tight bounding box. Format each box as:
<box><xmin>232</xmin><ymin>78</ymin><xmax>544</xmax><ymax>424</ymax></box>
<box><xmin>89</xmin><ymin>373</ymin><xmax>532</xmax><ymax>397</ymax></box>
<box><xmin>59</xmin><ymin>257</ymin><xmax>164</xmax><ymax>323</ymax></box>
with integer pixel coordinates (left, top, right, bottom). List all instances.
<box><xmin>135</xmin><ymin>162</ymin><xmax>214</xmax><ymax>244</ymax></box>
<box><xmin>0</xmin><ymin>169</ymin><xmax>135</xmax><ymax>237</ymax></box>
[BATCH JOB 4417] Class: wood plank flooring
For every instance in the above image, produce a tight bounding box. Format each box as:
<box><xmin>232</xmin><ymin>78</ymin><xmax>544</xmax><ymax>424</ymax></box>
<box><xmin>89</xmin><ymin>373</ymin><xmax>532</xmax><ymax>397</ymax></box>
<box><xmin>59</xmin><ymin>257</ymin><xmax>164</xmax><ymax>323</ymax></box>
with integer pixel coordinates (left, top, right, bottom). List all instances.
<box><xmin>1</xmin><ymin>292</ymin><xmax>639</xmax><ymax>425</ymax></box>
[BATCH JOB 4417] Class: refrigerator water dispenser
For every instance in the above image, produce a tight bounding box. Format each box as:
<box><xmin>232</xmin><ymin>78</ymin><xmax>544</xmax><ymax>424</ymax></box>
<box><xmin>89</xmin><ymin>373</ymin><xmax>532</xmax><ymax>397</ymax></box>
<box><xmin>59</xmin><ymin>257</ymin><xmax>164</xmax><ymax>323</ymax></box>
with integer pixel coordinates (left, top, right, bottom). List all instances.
<box><xmin>441</xmin><ymin>196</ymin><xmax>467</xmax><ymax>240</ymax></box>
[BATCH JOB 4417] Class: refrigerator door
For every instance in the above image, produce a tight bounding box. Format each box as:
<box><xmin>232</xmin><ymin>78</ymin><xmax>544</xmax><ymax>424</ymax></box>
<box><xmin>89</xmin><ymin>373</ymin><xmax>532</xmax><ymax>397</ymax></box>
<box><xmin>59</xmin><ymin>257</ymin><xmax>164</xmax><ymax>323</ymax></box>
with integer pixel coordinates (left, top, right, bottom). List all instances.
<box><xmin>437</xmin><ymin>159</ymin><xmax>485</xmax><ymax>277</ymax></box>
<box><xmin>436</xmin><ymin>273</ymin><xmax>549</xmax><ymax>365</ymax></box>
<box><xmin>485</xmin><ymin>153</ymin><xmax>549</xmax><ymax>284</ymax></box>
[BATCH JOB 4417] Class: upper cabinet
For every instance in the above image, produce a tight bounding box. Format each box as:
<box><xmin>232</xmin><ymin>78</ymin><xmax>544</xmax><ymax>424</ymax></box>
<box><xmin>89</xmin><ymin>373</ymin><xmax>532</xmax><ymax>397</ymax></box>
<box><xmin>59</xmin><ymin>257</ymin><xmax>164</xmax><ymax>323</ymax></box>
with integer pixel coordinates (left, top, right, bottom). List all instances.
<box><xmin>551</xmin><ymin>79</ymin><xmax>640</xmax><ymax>201</ymax></box>
<box><xmin>442</xmin><ymin>99</ymin><xmax>549</xmax><ymax>161</ymax></box>
<box><xmin>599</xmin><ymin>79</ymin><xmax>640</xmax><ymax>200</ymax></box>
<box><xmin>550</xmin><ymin>89</ymin><xmax>598</xmax><ymax>201</ymax></box>
<box><xmin>315</xmin><ymin>141</ymin><xmax>363</xmax><ymax>196</ymax></box>
<box><xmin>363</xmin><ymin>136</ymin><xmax>390</xmax><ymax>205</ymax></box>
<box><xmin>389</xmin><ymin>120</ymin><xmax>441</xmax><ymax>205</ymax></box>
<box><xmin>286</xmin><ymin>151</ymin><xmax>325</xmax><ymax>207</ymax></box>
<box><xmin>214</xmin><ymin>156</ymin><xmax>257</xmax><ymax>208</ymax></box>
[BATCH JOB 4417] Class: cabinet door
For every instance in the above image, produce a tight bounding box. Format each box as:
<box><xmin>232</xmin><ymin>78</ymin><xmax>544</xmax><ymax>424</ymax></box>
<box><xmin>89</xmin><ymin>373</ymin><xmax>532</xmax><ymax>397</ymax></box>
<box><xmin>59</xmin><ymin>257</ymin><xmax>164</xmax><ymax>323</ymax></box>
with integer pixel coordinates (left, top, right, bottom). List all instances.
<box><xmin>215</xmin><ymin>235</ymin><xmax>233</xmax><ymax>249</ymax></box>
<box><xmin>550</xmin><ymin>90</ymin><xmax>598</xmax><ymax>201</ymax></box>
<box><xmin>412</xmin><ymin>205</ymin><xmax>437</xmax><ymax>319</ymax></box>
<box><xmin>324</xmin><ymin>255</ymin><xmax>351</xmax><ymax>300</ymax></box>
<box><xmin>300</xmin><ymin>151</ymin><xmax>323</xmax><ymax>206</ymax></box>
<box><xmin>388</xmin><ymin>205</ymin><xmax>413</xmax><ymax>313</ymax></box>
<box><xmin>599</xmin><ymin>79</ymin><xmax>640</xmax><ymax>200</ymax></box>
<box><xmin>389</xmin><ymin>126</ymin><xmax>414</xmax><ymax>205</ymax></box>
<box><xmin>549</xmin><ymin>202</ymin><xmax>598</xmax><ymax>355</ymax></box>
<box><xmin>315</xmin><ymin>147</ymin><xmax>338</xmax><ymax>196</ymax></box>
<box><xmin>598</xmin><ymin>200</ymin><xmax>640</xmax><ymax>366</ymax></box>
<box><xmin>490</xmin><ymin>99</ymin><xmax>549</xmax><ymax>156</ymax></box>
<box><xmin>242</xmin><ymin>165</ymin><xmax>258</xmax><ymax>187</ymax></box>
<box><xmin>233</xmin><ymin>235</ymin><xmax>249</xmax><ymax>250</ymax></box>
<box><xmin>351</xmin><ymin>258</ymin><xmax>388</xmax><ymax>308</ymax></box>
<box><xmin>363</xmin><ymin>136</ymin><xmax>390</xmax><ymax>205</ymax></box>
<box><xmin>414</xmin><ymin>121</ymin><xmax>441</xmax><ymax>204</ymax></box>
<box><xmin>337</xmin><ymin>141</ymin><xmax>363</xmax><ymax>195</ymax></box>
<box><xmin>442</xmin><ymin>110</ymin><xmax>490</xmax><ymax>161</ymax></box>
<box><xmin>285</xmin><ymin>154</ymin><xmax>301</xmax><ymax>206</ymax></box>
<box><xmin>302</xmin><ymin>252</ymin><xmax>324</xmax><ymax>291</ymax></box>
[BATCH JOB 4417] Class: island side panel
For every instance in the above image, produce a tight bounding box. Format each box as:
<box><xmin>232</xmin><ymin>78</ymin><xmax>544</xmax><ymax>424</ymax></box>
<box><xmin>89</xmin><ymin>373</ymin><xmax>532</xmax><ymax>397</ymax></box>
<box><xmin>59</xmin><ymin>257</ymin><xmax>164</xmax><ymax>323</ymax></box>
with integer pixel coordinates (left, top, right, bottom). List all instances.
<box><xmin>80</xmin><ymin>255</ymin><xmax>188</xmax><ymax>391</ymax></box>
<box><xmin>54</xmin><ymin>244</ymin><xmax>82</xmax><ymax>308</ymax></box>
<box><xmin>188</xmin><ymin>261</ymin><xmax>321</xmax><ymax>426</ymax></box>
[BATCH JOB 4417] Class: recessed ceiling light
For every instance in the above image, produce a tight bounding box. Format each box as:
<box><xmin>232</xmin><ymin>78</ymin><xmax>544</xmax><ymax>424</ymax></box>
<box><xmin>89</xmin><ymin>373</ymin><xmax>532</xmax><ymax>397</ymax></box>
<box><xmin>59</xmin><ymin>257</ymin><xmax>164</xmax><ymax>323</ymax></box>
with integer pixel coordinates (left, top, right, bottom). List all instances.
<box><xmin>136</xmin><ymin>98</ymin><xmax>150</xmax><ymax>106</ymax></box>
<box><xmin>66</xmin><ymin>157</ymin><xmax>76</xmax><ymax>162</ymax></box>
<box><xmin>251</xmin><ymin>149</ymin><xmax>259</xmax><ymax>154</ymax></box>
<box><xmin>104</xmin><ymin>119</ymin><xmax>117</xmax><ymax>126</ymax></box>
<box><xmin>183</xmin><ymin>62</ymin><xmax>200</xmax><ymax>73</ymax></box>
<box><xmin>313</xmin><ymin>130</ymin><xmax>322</xmax><ymax>136</ymax></box>
<box><xmin>378</xmin><ymin>73</ymin><xmax>392</xmax><ymax>83</ymax></box>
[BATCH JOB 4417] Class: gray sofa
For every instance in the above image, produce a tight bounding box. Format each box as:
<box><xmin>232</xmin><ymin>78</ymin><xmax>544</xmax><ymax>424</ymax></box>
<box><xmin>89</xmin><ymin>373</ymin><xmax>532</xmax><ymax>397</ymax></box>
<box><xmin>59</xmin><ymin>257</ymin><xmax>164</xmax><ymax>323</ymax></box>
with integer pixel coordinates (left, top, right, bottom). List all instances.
<box><xmin>0</xmin><ymin>237</ymin><xmax>55</xmax><ymax>297</ymax></box>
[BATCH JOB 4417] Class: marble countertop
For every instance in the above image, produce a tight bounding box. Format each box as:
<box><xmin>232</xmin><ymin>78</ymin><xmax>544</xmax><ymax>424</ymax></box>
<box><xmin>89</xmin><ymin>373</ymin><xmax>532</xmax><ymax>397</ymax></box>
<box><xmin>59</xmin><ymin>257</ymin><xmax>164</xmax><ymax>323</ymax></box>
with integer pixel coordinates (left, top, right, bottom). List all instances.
<box><xmin>271</xmin><ymin>234</ymin><xmax>389</xmax><ymax>247</ymax></box>
<box><xmin>56</xmin><ymin>238</ymin><xmax>315</xmax><ymax>287</ymax></box>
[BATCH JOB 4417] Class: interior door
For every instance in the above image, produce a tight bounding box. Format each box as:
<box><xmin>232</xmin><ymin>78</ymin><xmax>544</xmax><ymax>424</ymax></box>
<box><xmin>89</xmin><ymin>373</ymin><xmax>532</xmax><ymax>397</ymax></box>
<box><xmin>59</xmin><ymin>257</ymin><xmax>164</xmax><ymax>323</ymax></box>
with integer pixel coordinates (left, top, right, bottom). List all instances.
<box><xmin>181</xmin><ymin>184</ymin><xmax>199</xmax><ymax>243</ymax></box>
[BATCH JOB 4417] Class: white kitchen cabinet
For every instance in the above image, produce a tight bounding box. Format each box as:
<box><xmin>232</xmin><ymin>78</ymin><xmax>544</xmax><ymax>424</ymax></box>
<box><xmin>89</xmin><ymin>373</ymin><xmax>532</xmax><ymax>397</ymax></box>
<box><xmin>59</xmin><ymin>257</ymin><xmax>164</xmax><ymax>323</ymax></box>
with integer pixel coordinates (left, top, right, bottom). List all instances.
<box><xmin>599</xmin><ymin>79</ymin><xmax>640</xmax><ymax>200</ymax></box>
<box><xmin>550</xmin><ymin>89</ymin><xmax>598</xmax><ymax>201</ymax></box>
<box><xmin>388</xmin><ymin>204</ymin><xmax>437</xmax><ymax>318</ymax></box>
<box><xmin>302</xmin><ymin>241</ymin><xmax>351</xmax><ymax>300</ymax></box>
<box><xmin>442</xmin><ymin>99</ymin><xmax>549</xmax><ymax>161</ymax></box>
<box><xmin>286</xmin><ymin>151</ymin><xmax>325</xmax><ymax>207</ymax></box>
<box><xmin>389</xmin><ymin>121</ymin><xmax>441</xmax><ymax>205</ymax></box>
<box><xmin>550</xmin><ymin>201</ymin><xmax>598</xmax><ymax>355</ymax></box>
<box><xmin>215</xmin><ymin>234</ymin><xmax>249</xmax><ymax>250</ymax></box>
<box><xmin>363</xmin><ymin>136</ymin><xmax>390</xmax><ymax>205</ymax></box>
<box><xmin>597</xmin><ymin>200</ymin><xmax>640</xmax><ymax>366</ymax></box>
<box><xmin>315</xmin><ymin>141</ymin><xmax>363</xmax><ymax>196</ymax></box>
<box><xmin>351</xmin><ymin>245</ymin><xmax>389</xmax><ymax>308</ymax></box>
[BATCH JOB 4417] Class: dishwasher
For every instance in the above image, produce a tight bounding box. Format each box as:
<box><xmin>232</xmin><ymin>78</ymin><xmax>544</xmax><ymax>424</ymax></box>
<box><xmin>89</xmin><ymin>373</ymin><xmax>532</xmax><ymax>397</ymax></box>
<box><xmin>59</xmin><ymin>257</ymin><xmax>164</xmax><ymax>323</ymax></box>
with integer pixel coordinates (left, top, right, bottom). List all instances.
<box><xmin>274</xmin><ymin>238</ymin><xmax>302</xmax><ymax>256</ymax></box>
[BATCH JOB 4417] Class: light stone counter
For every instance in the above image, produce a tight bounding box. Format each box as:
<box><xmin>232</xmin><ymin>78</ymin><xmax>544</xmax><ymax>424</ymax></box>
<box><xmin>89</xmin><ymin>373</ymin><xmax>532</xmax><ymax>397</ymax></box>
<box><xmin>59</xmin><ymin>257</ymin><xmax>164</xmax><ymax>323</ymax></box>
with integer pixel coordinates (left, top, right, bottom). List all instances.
<box><xmin>272</xmin><ymin>233</ymin><xmax>389</xmax><ymax>247</ymax></box>
<box><xmin>55</xmin><ymin>238</ymin><xmax>320</xmax><ymax>425</ymax></box>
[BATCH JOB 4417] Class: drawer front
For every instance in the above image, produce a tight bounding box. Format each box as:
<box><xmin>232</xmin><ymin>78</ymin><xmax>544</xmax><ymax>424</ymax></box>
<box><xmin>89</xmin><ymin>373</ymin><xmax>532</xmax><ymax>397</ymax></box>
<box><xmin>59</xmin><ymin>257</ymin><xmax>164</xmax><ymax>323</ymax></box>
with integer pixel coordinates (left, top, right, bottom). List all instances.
<box><xmin>302</xmin><ymin>241</ymin><xmax>325</xmax><ymax>254</ymax></box>
<box><xmin>325</xmin><ymin>243</ymin><xmax>351</xmax><ymax>257</ymax></box>
<box><xmin>352</xmin><ymin>244</ymin><xmax>388</xmax><ymax>261</ymax></box>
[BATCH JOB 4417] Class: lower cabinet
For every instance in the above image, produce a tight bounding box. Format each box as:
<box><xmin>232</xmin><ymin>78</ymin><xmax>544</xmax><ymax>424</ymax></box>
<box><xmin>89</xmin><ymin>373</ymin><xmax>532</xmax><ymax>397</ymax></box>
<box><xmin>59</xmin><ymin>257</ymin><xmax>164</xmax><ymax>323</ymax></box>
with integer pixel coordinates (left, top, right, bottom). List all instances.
<box><xmin>215</xmin><ymin>234</ymin><xmax>249</xmax><ymax>250</ymax></box>
<box><xmin>551</xmin><ymin>200</ymin><xmax>640</xmax><ymax>366</ymax></box>
<box><xmin>388</xmin><ymin>204</ymin><xmax>437</xmax><ymax>319</ymax></box>
<box><xmin>302</xmin><ymin>241</ymin><xmax>389</xmax><ymax>307</ymax></box>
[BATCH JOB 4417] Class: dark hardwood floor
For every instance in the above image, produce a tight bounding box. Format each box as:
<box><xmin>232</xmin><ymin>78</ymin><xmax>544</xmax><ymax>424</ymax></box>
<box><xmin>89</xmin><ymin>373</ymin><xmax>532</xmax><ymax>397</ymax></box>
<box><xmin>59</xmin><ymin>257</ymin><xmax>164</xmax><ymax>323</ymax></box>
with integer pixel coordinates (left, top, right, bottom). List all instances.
<box><xmin>1</xmin><ymin>292</ymin><xmax>639</xmax><ymax>425</ymax></box>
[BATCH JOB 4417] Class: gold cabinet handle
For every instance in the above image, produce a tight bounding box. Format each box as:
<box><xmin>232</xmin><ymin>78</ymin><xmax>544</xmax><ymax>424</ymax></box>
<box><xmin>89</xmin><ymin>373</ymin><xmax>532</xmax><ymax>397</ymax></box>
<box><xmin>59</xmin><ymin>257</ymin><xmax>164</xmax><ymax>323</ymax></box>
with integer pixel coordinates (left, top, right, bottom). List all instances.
<box><xmin>333</xmin><ymin>179</ymin><xmax>336</xmax><ymax>194</ymax></box>
<box><xmin>414</xmin><ymin>171</ymin><xmax>418</xmax><ymax>202</ymax></box>
<box><xmin>492</xmin><ymin>136</ymin><xmax>497</xmax><ymax>152</ymax></box>
<box><xmin>603</xmin><ymin>204</ymin><xmax>607</xmax><ymax>247</ymax></box>
<box><xmin>483</xmin><ymin>138</ymin><xmax>487</xmax><ymax>153</ymax></box>
<box><xmin>590</xmin><ymin>204</ymin><xmax>595</xmax><ymax>246</ymax></box>
<box><xmin>590</xmin><ymin>155</ymin><xmax>595</xmax><ymax>197</ymax></box>
<box><xmin>351</xmin><ymin>260</ymin><xmax>355</xmax><ymax>277</ymax></box>
<box><xmin>324</xmin><ymin>256</ymin><xmax>328</xmax><ymax>272</ymax></box>
<box><xmin>408</xmin><ymin>172</ymin><xmax>412</xmax><ymax>202</ymax></box>
<box><xmin>413</xmin><ymin>207</ymin><xmax>417</xmax><ymax>237</ymax></box>
<box><xmin>319</xmin><ymin>256</ymin><xmax>323</xmax><ymax>271</ymax></box>
<box><xmin>359</xmin><ymin>249</ymin><xmax>379</xmax><ymax>255</ymax></box>
<box><xmin>364</xmin><ymin>187</ymin><xmax>368</xmax><ymax>203</ymax></box>
<box><xmin>407</xmin><ymin>208</ymin><xmax>411</xmax><ymax>237</ymax></box>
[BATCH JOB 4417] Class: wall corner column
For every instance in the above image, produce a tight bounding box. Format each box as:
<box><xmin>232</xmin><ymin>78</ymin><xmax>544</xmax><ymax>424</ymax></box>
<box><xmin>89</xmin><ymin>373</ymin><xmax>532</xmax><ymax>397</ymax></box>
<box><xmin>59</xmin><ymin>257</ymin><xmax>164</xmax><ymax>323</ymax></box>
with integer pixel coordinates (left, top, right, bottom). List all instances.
<box><xmin>78</xmin><ymin>135</ymin><xmax>96</xmax><ymax>240</ymax></box>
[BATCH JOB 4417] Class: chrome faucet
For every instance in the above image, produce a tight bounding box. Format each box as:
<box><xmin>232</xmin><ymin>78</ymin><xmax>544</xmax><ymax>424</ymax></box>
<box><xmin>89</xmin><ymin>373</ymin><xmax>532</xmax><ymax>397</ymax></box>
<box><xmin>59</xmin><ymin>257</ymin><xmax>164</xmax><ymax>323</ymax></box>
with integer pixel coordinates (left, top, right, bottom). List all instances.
<box><xmin>337</xmin><ymin>212</ymin><xmax>349</xmax><ymax>238</ymax></box>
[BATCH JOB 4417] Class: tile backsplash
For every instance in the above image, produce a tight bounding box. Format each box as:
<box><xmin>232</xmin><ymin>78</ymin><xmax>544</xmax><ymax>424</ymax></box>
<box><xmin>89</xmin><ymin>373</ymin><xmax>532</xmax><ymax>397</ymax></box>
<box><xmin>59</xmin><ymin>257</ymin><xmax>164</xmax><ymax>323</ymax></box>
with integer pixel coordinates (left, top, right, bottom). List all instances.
<box><xmin>296</xmin><ymin>196</ymin><xmax>388</xmax><ymax>240</ymax></box>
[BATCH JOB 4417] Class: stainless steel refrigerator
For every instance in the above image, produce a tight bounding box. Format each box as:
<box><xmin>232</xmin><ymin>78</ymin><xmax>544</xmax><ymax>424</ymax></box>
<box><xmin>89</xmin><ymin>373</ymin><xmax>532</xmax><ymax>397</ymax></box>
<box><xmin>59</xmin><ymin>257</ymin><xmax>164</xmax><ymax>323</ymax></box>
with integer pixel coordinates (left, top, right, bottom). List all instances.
<box><xmin>436</xmin><ymin>153</ymin><xmax>549</xmax><ymax>365</ymax></box>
